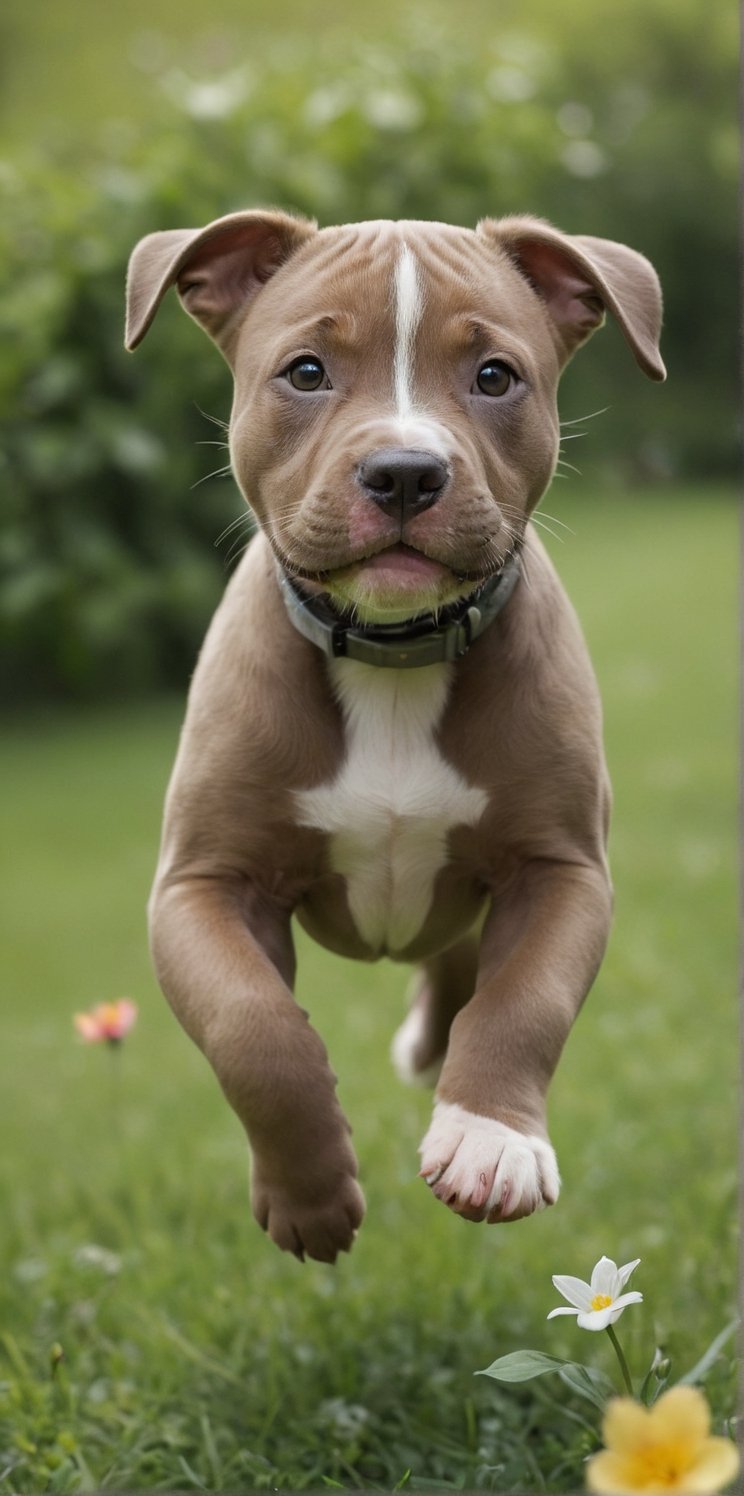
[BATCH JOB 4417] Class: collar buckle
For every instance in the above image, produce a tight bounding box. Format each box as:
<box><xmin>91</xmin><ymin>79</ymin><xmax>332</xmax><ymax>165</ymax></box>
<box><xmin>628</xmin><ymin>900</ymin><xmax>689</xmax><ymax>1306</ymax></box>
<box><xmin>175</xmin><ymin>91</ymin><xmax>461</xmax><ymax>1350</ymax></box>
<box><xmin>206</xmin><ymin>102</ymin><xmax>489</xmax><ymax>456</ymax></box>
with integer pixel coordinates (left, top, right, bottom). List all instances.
<box><xmin>330</xmin><ymin>622</ymin><xmax>348</xmax><ymax>658</ymax></box>
<box><xmin>454</xmin><ymin>604</ymin><xmax>483</xmax><ymax>659</ymax></box>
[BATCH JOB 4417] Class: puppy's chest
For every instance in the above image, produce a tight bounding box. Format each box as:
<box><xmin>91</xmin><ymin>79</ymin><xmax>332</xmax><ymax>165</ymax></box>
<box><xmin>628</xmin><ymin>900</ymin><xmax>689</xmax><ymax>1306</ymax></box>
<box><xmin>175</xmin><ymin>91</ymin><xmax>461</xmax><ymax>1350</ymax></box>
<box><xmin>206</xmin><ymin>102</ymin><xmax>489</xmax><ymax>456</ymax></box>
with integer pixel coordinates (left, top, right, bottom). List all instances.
<box><xmin>294</xmin><ymin>661</ymin><xmax>487</xmax><ymax>954</ymax></box>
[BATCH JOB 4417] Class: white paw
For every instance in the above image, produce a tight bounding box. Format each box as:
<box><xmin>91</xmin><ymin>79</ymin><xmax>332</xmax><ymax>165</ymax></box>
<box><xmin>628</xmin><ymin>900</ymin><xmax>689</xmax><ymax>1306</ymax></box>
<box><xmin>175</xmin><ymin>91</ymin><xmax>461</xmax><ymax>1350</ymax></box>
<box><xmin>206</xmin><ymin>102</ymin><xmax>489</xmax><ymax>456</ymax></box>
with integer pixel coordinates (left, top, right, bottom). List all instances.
<box><xmin>418</xmin><ymin>1100</ymin><xmax>561</xmax><ymax>1223</ymax></box>
<box><xmin>390</xmin><ymin>996</ymin><xmax>443</xmax><ymax>1087</ymax></box>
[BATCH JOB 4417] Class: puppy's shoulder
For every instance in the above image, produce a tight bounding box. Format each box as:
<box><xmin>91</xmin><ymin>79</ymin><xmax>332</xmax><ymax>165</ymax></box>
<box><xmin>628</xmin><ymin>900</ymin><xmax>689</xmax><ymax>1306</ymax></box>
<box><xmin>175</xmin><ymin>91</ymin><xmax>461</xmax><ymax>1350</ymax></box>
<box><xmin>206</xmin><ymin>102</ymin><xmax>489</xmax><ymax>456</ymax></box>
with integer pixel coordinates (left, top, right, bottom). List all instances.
<box><xmin>500</xmin><ymin>528</ymin><xmax>598</xmax><ymax>682</ymax></box>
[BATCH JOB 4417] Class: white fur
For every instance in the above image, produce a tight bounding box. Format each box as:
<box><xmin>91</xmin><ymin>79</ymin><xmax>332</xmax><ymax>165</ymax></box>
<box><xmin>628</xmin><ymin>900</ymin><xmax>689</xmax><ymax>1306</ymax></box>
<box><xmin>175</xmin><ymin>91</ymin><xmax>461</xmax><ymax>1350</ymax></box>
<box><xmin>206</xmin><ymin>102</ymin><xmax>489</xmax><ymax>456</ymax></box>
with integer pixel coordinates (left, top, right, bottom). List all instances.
<box><xmin>392</xmin><ymin>244</ymin><xmax>450</xmax><ymax>457</ymax></box>
<box><xmin>419</xmin><ymin>1099</ymin><xmax>561</xmax><ymax>1219</ymax></box>
<box><xmin>295</xmin><ymin>661</ymin><xmax>487</xmax><ymax>955</ymax></box>
<box><xmin>394</xmin><ymin>243</ymin><xmax>421</xmax><ymax>420</ymax></box>
<box><xmin>390</xmin><ymin>974</ymin><xmax>444</xmax><ymax>1086</ymax></box>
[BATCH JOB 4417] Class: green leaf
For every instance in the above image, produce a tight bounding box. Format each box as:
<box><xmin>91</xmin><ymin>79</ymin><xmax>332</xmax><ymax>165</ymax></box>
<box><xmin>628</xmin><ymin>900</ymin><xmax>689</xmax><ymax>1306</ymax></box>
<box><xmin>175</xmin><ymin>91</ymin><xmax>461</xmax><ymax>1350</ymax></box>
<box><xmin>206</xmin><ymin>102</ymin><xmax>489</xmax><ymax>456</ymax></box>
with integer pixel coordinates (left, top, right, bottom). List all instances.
<box><xmin>477</xmin><ymin>1350</ymin><xmax>616</xmax><ymax>1409</ymax></box>
<box><xmin>476</xmin><ymin>1350</ymin><xmax>571</xmax><ymax>1383</ymax></box>
<box><xmin>644</xmin><ymin>1374</ymin><xmax>672</xmax><ymax>1407</ymax></box>
<box><xmin>558</xmin><ymin>1363</ymin><xmax>616</xmax><ymax>1410</ymax></box>
<box><xmin>677</xmin><ymin>1318</ymin><xmax>739</xmax><ymax>1387</ymax></box>
<box><xmin>640</xmin><ymin>1348</ymin><xmax>672</xmax><ymax>1406</ymax></box>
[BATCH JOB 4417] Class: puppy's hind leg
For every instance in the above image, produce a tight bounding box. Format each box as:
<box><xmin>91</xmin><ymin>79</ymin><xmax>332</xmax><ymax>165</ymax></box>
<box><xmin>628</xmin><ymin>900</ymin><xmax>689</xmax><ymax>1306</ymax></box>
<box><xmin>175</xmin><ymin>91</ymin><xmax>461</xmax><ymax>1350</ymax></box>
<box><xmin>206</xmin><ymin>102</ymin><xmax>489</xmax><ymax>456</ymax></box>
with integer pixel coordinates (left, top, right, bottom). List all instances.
<box><xmin>391</xmin><ymin>936</ymin><xmax>478</xmax><ymax>1087</ymax></box>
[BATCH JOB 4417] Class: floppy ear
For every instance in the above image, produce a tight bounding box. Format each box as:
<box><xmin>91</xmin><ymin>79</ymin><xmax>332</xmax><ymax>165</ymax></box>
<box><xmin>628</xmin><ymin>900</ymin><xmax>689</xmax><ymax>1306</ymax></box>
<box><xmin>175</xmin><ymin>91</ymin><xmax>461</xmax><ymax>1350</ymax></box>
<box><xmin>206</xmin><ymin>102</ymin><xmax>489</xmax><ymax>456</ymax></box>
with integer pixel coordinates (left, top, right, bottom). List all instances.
<box><xmin>125</xmin><ymin>209</ymin><xmax>318</xmax><ymax>360</ymax></box>
<box><xmin>477</xmin><ymin>215</ymin><xmax>665</xmax><ymax>381</ymax></box>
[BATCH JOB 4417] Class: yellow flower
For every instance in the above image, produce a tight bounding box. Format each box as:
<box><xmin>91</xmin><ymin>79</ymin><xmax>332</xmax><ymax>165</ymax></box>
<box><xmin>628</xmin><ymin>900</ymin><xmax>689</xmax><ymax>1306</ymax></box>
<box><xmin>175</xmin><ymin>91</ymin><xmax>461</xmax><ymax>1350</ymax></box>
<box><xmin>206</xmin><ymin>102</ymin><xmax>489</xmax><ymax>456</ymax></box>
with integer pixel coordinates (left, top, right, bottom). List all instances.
<box><xmin>586</xmin><ymin>1386</ymin><xmax>740</xmax><ymax>1493</ymax></box>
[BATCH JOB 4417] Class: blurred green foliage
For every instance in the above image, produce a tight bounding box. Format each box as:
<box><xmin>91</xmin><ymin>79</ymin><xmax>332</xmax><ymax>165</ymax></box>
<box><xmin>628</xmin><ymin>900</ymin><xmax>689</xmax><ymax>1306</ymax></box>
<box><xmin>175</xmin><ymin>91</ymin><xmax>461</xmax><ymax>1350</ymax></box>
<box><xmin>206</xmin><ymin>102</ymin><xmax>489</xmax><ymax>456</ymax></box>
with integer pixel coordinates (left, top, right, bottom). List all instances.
<box><xmin>0</xmin><ymin>8</ymin><xmax>735</xmax><ymax>699</ymax></box>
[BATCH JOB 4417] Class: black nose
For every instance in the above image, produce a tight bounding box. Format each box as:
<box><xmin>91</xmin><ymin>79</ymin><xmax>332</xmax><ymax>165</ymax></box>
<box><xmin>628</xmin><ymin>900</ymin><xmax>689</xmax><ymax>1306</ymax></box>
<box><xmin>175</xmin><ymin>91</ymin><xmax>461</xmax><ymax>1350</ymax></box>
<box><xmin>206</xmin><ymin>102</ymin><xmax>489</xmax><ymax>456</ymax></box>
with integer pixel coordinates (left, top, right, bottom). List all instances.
<box><xmin>357</xmin><ymin>447</ymin><xmax>449</xmax><ymax>521</ymax></box>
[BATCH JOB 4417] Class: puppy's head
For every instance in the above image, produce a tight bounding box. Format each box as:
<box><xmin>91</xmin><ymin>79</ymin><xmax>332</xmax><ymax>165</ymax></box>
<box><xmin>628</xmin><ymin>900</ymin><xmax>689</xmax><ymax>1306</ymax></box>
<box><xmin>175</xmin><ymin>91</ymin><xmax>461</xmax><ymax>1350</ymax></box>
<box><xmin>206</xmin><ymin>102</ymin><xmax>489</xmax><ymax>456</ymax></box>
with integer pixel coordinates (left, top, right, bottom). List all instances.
<box><xmin>127</xmin><ymin>211</ymin><xmax>664</xmax><ymax>624</ymax></box>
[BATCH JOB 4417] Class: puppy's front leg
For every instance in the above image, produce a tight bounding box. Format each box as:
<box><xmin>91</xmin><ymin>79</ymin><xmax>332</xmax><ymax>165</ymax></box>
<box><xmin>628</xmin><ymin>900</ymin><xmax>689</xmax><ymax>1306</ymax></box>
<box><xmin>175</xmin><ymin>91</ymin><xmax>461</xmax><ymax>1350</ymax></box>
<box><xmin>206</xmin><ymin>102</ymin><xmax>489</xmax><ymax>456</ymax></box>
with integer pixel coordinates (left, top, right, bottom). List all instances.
<box><xmin>150</xmin><ymin>876</ymin><xmax>364</xmax><ymax>1262</ymax></box>
<box><xmin>419</xmin><ymin>860</ymin><xmax>612</xmax><ymax>1223</ymax></box>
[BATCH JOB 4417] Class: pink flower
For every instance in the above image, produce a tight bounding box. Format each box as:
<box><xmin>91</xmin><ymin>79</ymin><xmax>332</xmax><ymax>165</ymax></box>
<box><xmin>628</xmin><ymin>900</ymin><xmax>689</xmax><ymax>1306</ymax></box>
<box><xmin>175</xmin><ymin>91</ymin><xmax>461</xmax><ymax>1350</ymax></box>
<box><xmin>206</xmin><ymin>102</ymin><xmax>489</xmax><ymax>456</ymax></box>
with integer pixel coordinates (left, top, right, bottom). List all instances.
<box><xmin>74</xmin><ymin>1000</ymin><xmax>138</xmax><ymax>1044</ymax></box>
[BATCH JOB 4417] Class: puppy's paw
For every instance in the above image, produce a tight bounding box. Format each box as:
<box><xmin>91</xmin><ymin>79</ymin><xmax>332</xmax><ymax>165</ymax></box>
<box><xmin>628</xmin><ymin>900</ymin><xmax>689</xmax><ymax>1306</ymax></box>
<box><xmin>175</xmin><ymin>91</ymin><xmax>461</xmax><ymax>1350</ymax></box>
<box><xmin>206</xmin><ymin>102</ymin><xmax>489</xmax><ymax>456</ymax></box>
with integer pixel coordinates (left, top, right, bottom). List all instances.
<box><xmin>251</xmin><ymin>1162</ymin><xmax>365</xmax><ymax>1264</ymax></box>
<box><xmin>418</xmin><ymin>1100</ymin><xmax>560</xmax><ymax>1223</ymax></box>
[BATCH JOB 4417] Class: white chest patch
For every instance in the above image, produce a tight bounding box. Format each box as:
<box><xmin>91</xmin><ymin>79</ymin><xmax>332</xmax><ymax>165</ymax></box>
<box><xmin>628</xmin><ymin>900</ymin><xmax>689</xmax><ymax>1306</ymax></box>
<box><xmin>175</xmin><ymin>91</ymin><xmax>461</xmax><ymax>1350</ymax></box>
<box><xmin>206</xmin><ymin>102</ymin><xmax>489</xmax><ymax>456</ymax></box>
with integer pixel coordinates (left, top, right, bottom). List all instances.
<box><xmin>295</xmin><ymin>660</ymin><xmax>488</xmax><ymax>954</ymax></box>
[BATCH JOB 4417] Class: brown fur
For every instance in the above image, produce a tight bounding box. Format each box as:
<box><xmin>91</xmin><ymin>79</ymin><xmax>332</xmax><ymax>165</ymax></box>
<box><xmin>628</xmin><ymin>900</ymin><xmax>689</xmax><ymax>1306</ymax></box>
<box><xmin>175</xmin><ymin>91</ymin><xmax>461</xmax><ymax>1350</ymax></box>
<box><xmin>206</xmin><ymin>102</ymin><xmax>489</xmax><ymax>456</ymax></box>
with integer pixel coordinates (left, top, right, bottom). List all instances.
<box><xmin>126</xmin><ymin>212</ymin><xmax>663</xmax><ymax>1261</ymax></box>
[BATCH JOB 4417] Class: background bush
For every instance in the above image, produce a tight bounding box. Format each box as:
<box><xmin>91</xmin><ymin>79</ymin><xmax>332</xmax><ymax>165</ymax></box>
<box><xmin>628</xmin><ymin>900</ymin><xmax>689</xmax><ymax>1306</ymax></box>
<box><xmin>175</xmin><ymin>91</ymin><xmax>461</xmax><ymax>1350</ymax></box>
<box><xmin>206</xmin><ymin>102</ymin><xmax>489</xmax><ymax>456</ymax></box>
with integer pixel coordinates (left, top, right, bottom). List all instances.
<box><xmin>0</xmin><ymin>7</ymin><xmax>736</xmax><ymax>700</ymax></box>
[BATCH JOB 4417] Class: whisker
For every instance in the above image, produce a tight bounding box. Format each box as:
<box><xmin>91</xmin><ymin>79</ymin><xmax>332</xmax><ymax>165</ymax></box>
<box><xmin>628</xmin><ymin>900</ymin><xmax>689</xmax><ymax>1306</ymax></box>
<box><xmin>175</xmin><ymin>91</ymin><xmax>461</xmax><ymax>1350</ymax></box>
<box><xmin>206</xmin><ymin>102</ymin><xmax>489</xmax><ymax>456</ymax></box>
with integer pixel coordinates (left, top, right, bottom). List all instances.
<box><xmin>224</xmin><ymin>537</ymin><xmax>253</xmax><ymax>569</ymax></box>
<box><xmin>223</xmin><ymin>516</ymin><xmax>258</xmax><ymax>567</ymax></box>
<box><xmin>214</xmin><ymin>511</ymin><xmax>253</xmax><ymax>548</ymax></box>
<box><xmin>497</xmin><ymin>502</ymin><xmax>571</xmax><ymax>544</ymax></box>
<box><xmin>529</xmin><ymin>514</ymin><xmax>565</xmax><ymax>544</ymax></box>
<box><xmin>517</xmin><ymin>547</ymin><xmax>533</xmax><ymax>593</ymax></box>
<box><xmin>191</xmin><ymin>464</ymin><xmax>233</xmax><ymax>490</ymax></box>
<box><xmin>268</xmin><ymin>499</ymin><xmax>311</xmax><ymax>523</ymax></box>
<box><xmin>533</xmin><ymin>509</ymin><xmax>574</xmax><ymax>534</ymax></box>
<box><xmin>194</xmin><ymin>403</ymin><xmax>229</xmax><ymax>431</ymax></box>
<box><xmin>559</xmin><ymin>406</ymin><xmax>609</xmax><ymax>427</ymax></box>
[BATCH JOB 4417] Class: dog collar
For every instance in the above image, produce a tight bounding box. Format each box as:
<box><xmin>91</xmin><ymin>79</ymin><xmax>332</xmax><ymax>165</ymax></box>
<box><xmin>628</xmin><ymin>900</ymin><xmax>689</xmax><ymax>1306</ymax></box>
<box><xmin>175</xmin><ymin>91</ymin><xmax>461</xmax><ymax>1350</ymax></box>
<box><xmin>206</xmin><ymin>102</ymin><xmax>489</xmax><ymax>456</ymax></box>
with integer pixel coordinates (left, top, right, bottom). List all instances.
<box><xmin>278</xmin><ymin>553</ymin><xmax>521</xmax><ymax>669</ymax></box>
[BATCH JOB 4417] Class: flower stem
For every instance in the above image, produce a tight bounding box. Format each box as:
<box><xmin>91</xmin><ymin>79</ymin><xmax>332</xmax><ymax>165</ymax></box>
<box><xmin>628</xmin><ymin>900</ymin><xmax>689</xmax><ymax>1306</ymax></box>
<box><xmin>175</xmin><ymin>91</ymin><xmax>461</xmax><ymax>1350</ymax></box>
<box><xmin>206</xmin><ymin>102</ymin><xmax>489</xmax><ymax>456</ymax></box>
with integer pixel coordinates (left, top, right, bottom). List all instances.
<box><xmin>108</xmin><ymin>1038</ymin><xmax>122</xmax><ymax>1127</ymax></box>
<box><xmin>606</xmin><ymin>1324</ymin><xmax>634</xmax><ymax>1396</ymax></box>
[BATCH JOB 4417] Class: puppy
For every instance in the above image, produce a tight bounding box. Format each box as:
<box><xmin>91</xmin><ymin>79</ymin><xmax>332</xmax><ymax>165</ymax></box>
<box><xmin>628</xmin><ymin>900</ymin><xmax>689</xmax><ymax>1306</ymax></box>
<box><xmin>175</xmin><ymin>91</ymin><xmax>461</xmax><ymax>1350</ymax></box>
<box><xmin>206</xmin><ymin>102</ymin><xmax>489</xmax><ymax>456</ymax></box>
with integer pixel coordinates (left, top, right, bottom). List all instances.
<box><xmin>126</xmin><ymin>212</ymin><xmax>664</xmax><ymax>1262</ymax></box>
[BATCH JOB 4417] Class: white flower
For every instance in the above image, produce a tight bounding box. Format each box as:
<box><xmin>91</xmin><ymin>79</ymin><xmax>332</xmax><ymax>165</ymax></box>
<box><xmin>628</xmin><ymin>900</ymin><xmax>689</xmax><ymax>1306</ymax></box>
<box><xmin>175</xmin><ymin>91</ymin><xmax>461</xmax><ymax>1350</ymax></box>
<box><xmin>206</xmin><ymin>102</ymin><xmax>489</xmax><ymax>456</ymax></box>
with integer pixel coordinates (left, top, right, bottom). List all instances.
<box><xmin>547</xmin><ymin>1255</ymin><xmax>643</xmax><ymax>1331</ymax></box>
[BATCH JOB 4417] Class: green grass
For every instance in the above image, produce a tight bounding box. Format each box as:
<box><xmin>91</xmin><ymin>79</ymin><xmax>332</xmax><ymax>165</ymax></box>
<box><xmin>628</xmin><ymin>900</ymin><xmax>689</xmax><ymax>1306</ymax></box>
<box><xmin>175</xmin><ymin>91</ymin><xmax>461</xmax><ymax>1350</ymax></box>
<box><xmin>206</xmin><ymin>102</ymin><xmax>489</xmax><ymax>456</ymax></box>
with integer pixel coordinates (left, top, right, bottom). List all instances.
<box><xmin>0</xmin><ymin>485</ymin><xmax>737</xmax><ymax>1492</ymax></box>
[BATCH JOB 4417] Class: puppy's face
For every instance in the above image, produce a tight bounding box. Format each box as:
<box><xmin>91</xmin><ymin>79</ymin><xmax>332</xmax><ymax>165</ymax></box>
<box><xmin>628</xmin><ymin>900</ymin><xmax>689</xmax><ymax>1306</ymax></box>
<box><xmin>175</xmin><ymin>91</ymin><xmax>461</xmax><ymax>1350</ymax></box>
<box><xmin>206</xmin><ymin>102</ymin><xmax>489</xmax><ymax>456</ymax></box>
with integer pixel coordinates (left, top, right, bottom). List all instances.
<box><xmin>126</xmin><ymin>212</ymin><xmax>663</xmax><ymax>623</ymax></box>
<box><xmin>228</xmin><ymin>221</ymin><xmax>562</xmax><ymax>623</ymax></box>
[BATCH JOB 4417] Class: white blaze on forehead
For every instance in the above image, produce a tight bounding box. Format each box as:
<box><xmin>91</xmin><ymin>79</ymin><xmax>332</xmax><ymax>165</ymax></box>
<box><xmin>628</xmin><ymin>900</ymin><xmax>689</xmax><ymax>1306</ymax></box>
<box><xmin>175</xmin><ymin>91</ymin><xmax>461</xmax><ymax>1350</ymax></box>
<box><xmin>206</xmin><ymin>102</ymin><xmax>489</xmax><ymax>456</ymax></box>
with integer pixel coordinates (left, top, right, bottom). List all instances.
<box><xmin>392</xmin><ymin>242</ymin><xmax>450</xmax><ymax>456</ymax></box>
<box><xmin>394</xmin><ymin>243</ymin><xmax>423</xmax><ymax>419</ymax></box>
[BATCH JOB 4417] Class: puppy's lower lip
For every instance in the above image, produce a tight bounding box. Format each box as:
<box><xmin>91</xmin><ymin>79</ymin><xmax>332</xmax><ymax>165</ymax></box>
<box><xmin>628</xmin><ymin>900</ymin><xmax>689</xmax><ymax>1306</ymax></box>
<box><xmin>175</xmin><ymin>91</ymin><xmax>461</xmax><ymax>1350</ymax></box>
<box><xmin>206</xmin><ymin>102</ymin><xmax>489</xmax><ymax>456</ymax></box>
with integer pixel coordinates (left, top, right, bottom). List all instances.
<box><xmin>355</xmin><ymin>545</ymin><xmax>451</xmax><ymax>582</ymax></box>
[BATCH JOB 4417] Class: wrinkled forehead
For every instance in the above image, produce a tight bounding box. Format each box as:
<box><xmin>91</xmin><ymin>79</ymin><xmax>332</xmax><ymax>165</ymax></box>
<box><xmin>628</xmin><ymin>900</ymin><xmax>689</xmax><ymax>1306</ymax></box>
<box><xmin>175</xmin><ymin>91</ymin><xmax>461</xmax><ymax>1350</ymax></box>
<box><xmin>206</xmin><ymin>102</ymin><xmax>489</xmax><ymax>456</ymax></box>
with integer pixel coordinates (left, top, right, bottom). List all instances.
<box><xmin>243</xmin><ymin>219</ymin><xmax>546</xmax><ymax>349</ymax></box>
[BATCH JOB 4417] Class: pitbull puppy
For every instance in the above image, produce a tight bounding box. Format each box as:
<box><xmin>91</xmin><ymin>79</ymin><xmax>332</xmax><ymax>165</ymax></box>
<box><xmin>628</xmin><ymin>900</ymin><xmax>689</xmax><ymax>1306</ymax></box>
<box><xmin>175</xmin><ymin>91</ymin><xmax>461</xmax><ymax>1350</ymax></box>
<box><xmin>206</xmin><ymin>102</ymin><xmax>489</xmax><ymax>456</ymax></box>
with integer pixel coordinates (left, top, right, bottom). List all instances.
<box><xmin>126</xmin><ymin>212</ymin><xmax>664</xmax><ymax>1263</ymax></box>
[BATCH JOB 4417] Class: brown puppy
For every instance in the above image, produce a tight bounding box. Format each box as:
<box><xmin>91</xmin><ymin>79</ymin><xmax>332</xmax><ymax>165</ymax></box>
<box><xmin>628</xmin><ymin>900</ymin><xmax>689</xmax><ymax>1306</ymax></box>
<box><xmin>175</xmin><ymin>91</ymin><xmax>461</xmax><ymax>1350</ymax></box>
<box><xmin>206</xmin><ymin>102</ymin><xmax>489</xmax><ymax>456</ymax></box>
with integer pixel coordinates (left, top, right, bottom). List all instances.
<box><xmin>126</xmin><ymin>213</ymin><xmax>664</xmax><ymax>1263</ymax></box>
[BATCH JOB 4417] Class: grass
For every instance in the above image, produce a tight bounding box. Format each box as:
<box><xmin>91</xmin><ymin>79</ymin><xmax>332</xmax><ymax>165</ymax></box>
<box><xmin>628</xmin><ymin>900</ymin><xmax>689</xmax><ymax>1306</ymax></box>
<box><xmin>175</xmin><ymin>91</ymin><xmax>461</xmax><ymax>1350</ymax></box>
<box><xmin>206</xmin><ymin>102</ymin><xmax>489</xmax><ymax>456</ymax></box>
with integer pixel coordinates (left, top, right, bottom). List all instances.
<box><xmin>0</xmin><ymin>484</ymin><xmax>738</xmax><ymax>1492</ymax></box>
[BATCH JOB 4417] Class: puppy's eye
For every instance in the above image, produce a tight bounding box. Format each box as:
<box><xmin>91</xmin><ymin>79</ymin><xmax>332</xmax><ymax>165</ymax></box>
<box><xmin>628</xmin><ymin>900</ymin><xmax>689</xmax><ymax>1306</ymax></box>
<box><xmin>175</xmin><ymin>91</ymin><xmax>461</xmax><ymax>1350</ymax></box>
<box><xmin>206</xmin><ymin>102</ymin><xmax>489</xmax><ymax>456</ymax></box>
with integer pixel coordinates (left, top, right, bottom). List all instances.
<box><xmin>285</xmin><ymin>357</ymin><xmax>328</xmax><ymax>392</ymax></box>
<box><xmin>475</xmin><ymin>361</ymin><xmax>515</xmax><ymax>397</ymax></box>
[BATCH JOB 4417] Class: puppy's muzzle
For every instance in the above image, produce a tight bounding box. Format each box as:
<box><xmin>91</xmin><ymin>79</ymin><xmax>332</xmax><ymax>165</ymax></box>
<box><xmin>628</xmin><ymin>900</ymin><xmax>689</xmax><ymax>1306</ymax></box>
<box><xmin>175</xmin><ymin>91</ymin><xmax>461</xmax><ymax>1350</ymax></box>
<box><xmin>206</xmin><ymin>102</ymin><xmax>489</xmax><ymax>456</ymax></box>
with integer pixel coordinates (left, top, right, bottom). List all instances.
<box><xmin>357</xmin><ymin>447</ymin><xmax>450</xmax><ymax>523</ymax></box>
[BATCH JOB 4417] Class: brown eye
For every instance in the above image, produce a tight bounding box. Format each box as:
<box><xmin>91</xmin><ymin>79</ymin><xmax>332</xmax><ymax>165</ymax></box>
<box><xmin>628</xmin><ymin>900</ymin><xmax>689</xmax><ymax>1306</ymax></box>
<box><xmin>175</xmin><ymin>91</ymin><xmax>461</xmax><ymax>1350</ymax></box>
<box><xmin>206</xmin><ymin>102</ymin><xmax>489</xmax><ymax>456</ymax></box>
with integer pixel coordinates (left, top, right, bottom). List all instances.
<box><xmin>286</xmin><ymin>357</ymin><xmax>328</xmax><ymax>391</ymax></box>
<box><xmin>476</xmin><ymin>361</ymin><xmax>514</xmax><ymax>397</ymax></box>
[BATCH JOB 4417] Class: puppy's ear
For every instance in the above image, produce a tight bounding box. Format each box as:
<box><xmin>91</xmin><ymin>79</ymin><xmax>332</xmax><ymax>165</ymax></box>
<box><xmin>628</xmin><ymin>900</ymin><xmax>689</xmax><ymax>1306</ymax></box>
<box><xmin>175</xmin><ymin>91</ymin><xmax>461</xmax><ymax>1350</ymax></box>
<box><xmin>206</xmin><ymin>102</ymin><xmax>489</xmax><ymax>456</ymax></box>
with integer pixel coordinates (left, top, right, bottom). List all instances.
<box><xmin>125</xmin><ymin>209</ymin><xmax>317</xmax><ymax>360</ymax></box>
<box><xmin>478</xmin><ymin>215</ymin><xmax>665</xmax><ymax>381</ymax></box>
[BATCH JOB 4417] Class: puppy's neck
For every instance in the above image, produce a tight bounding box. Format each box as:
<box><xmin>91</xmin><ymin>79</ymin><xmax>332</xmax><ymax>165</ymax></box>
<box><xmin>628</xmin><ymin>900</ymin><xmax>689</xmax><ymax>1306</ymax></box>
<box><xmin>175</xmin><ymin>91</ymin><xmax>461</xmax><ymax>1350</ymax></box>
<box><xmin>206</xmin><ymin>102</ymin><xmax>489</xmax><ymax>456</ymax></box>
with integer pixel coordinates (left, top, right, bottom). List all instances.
<box><xmin>277</xmin><ymin>553</ymin><xmax>522</xmax><ymax>671</ymax></box>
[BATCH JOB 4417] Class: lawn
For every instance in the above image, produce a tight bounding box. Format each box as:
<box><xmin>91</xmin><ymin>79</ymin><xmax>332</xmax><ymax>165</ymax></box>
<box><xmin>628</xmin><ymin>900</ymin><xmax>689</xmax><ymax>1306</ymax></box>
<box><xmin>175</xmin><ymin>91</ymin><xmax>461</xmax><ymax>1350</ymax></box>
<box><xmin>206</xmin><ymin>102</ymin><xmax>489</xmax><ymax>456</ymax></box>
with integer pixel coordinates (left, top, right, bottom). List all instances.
<box><xmin>0</xmin><ymin>484</ymin><xmax>737</xmax><ymax>1493</ymax></box>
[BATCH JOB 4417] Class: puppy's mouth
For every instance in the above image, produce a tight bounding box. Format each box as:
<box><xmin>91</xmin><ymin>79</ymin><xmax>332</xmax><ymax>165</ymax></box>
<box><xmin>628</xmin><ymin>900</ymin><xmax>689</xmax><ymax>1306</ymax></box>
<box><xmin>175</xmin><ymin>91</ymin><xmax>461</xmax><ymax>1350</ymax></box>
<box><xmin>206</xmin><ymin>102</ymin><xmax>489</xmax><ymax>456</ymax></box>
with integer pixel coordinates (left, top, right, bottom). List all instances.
<box><xmin>338</xmin><ymin>543</ymin><xmax>453</xmax><ymax>584</ymax></box>
<box><xmin>273</xmin><ymin>539</ymin><xmax>499</xmax><ymax>588</ymax></box>
<box><xmin>271</xmin><ymin>532</ymin><xmax>520</xmax><ymax>626</ymax></box>
<box><xmin>319</xmin><ymin>543</ymin><xmax>491</xmax><ymax>625</ymax></box>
